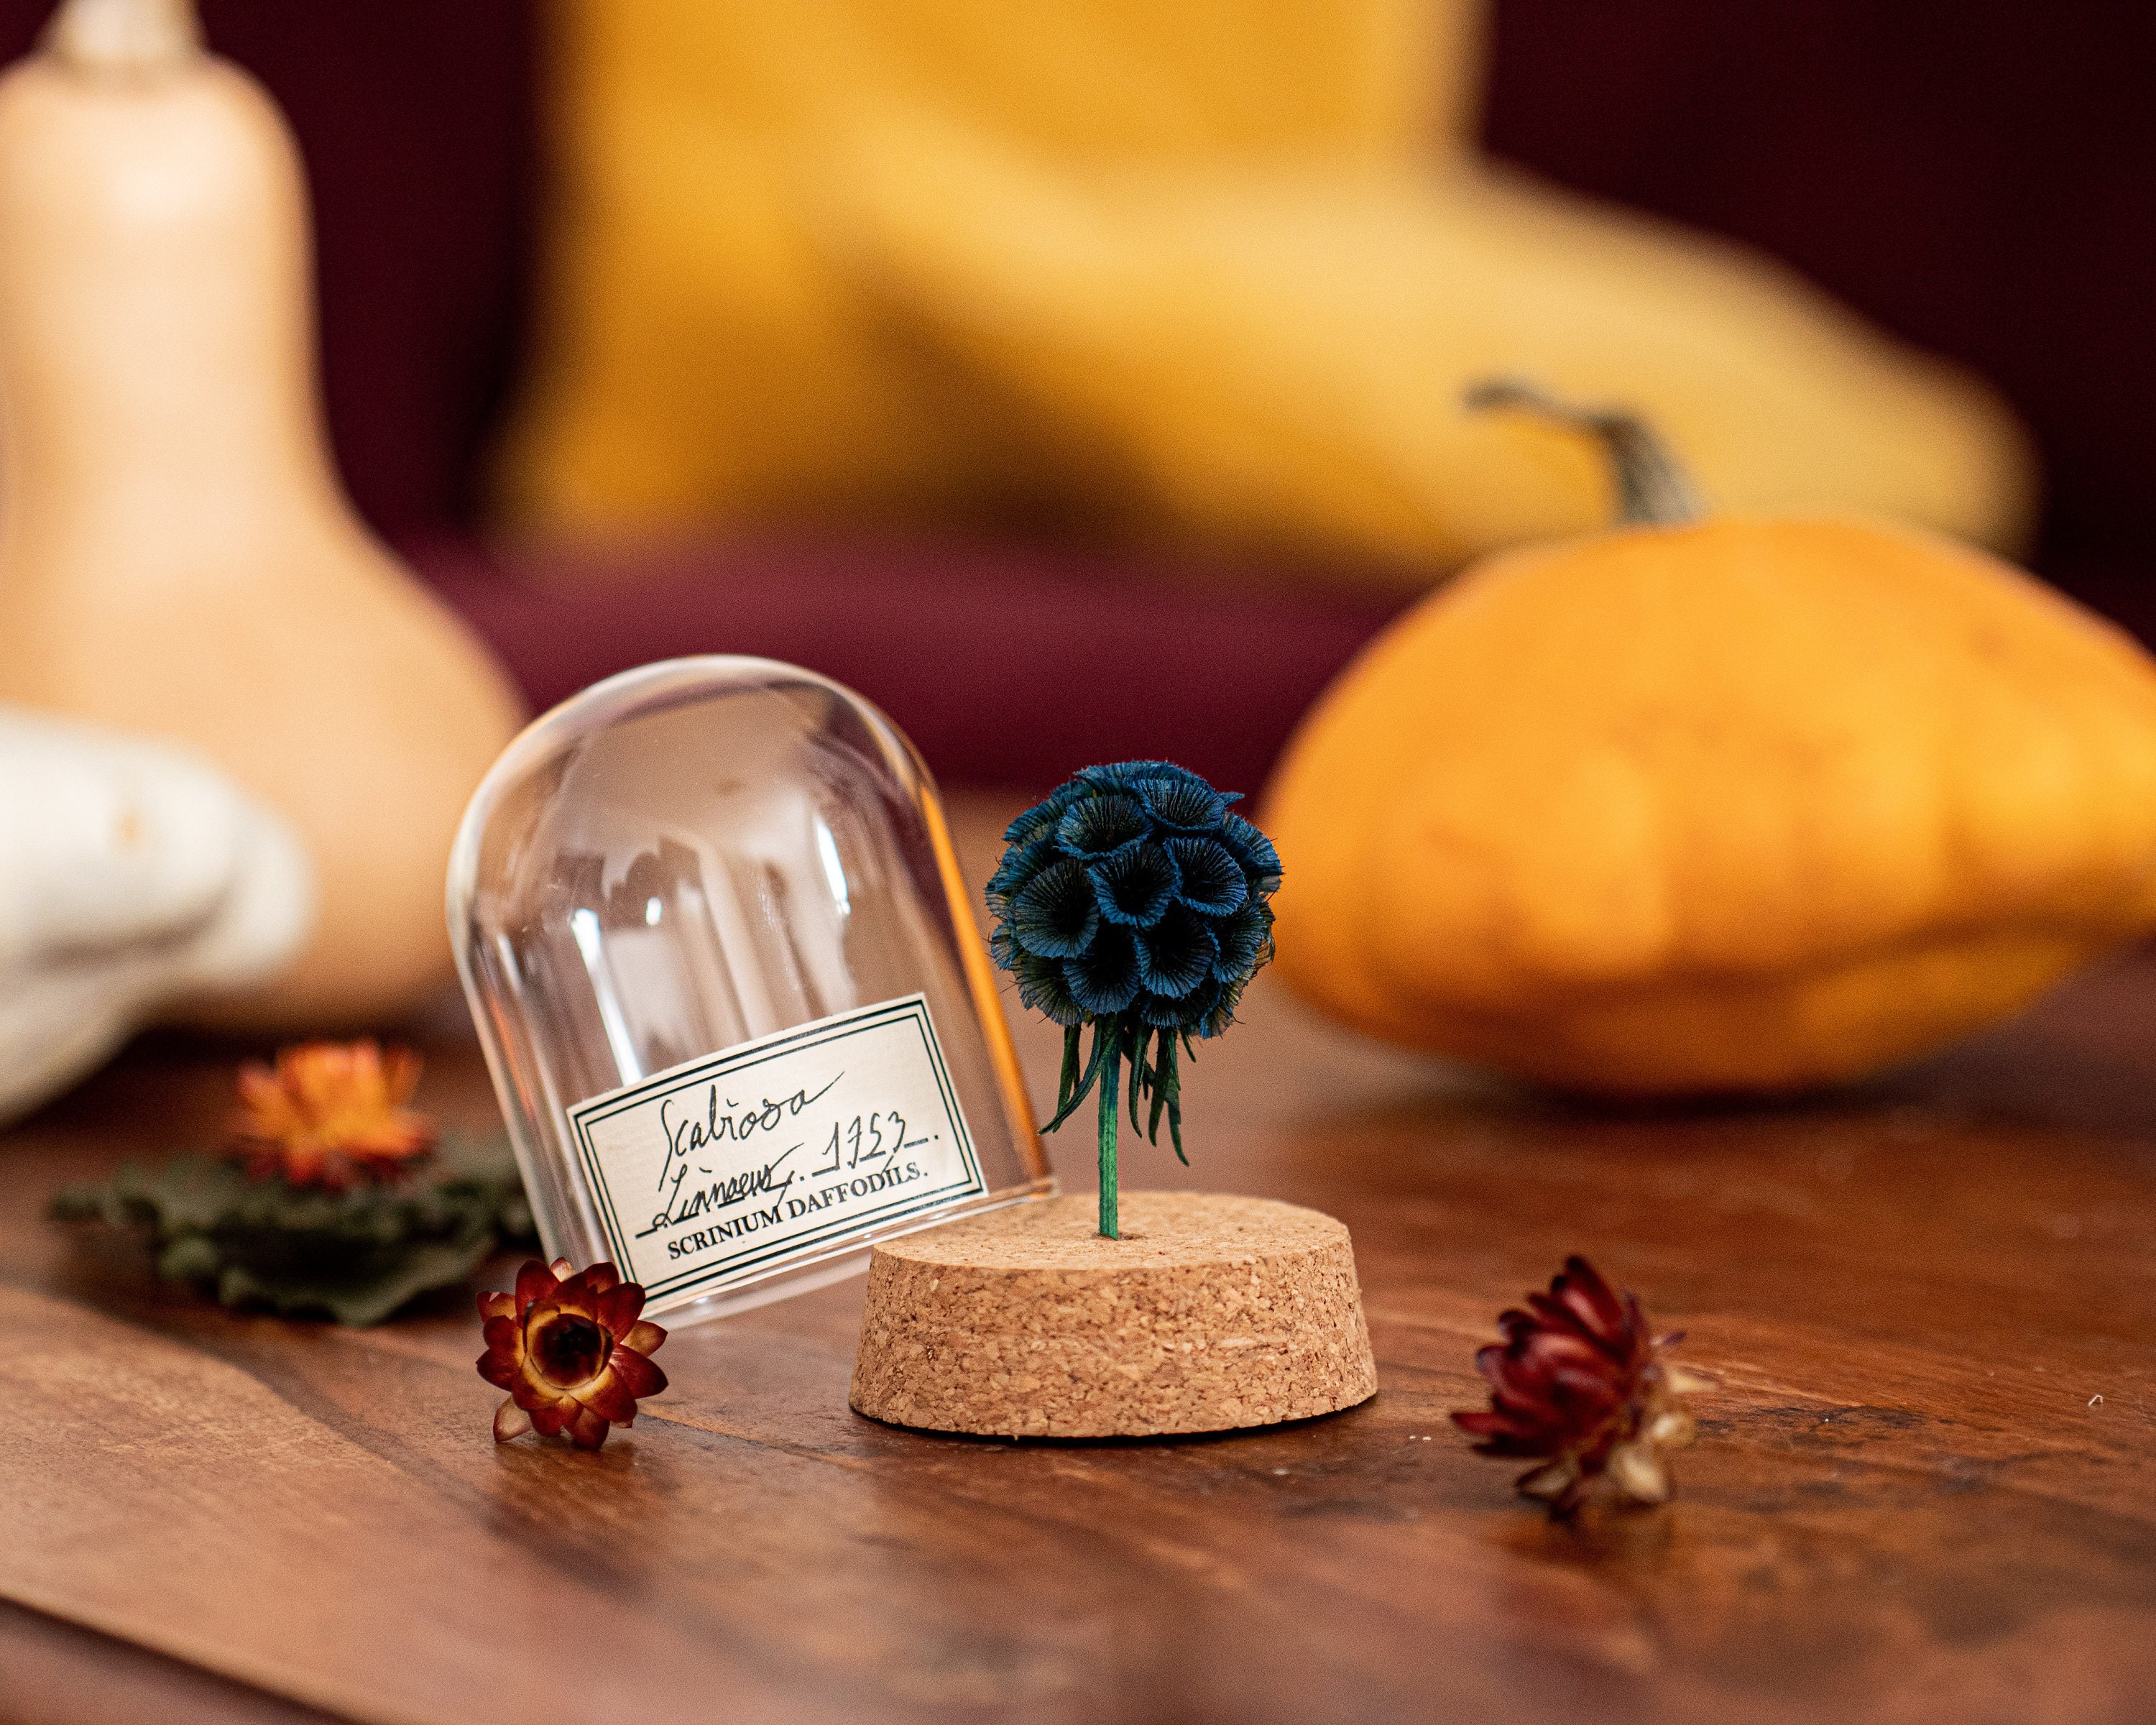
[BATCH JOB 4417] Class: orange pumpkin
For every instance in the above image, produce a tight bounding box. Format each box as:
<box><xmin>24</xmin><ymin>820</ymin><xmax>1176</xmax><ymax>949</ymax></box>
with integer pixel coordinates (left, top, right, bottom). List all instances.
<box><xmin>1265</xmin><ymin>383</ymin><xmax>2156</xmax><ymax>1095</ymax></box>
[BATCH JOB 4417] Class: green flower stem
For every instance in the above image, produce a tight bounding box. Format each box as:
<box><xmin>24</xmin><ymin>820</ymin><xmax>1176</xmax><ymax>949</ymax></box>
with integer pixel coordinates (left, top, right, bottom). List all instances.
<box><xmin>1097</xmin><ymin>1025</ymin><xmax>1121</xmax><ymax>1239</ymax></box>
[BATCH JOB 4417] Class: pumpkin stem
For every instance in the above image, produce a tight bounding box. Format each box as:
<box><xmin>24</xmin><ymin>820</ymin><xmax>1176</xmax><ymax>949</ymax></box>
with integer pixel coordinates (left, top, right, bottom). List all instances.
<box><xmin>1467</xmin><ymin>377</ymin><xmax>1703</xmax><ymax>528</ymax></box>
<box><xmin>42</xmin><ymin>0</ymin><xmax>202</xmax><ymax>75</ymax></box>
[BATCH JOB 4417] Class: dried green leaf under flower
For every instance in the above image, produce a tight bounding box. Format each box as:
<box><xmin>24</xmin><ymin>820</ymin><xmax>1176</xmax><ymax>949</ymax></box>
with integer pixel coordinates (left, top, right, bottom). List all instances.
<box><xmin>50</xmin><ymin>1132</ymin><xmax>533</xmax><ymax>1327</ymax></box>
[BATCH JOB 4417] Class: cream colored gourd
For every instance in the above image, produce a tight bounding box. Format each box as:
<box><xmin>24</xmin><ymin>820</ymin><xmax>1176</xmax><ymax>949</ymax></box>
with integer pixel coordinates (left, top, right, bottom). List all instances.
<box><xmin>0</xmin><ymin>0</ymin><xmax>523</xmax><ymax>1026</ymax></box>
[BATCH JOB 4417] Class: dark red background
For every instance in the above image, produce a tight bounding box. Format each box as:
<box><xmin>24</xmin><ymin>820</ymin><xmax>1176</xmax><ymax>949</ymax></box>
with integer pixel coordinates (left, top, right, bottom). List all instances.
<box><xmin>1</xmin><ymin>1</ymin><xmax>2149</xmax><ymax>788</ymax></box>
<box><xmin>1480</xmin><ymin>1</ymin><xmax>2156</xmax><ymax>620</ymax></box>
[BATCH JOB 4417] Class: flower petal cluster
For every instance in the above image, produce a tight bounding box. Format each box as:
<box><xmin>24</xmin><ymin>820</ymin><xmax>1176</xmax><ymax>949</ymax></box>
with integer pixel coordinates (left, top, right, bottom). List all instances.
<box><xmin>1452</xmin><ymin>1255</ymin><xmax>1703</xmax><ymax>1516</ymax></box>
<box><xmin>228</xmin><ymin>1040</ymin><xmax>437</xmax><ymax>1190</ymax></box>
<box><xmin>477</xmin><ymin>1256</ymin><xmax>668</xmax><ymax>1450</ymax></box>
<box><xmin>986</xmin><ymin>760</ymin><xmax>1281</xmax><ymax>1039</ymax></box>
<box><xmin>985</xmin><ymin>761</ymin><xmax>1283</xmax><ymax>1236</ymax></box>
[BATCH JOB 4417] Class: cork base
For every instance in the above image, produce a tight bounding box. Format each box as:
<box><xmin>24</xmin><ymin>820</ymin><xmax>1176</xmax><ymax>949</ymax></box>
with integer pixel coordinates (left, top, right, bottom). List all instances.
<box><xmin>849</xmin><ymin>1191</ymin><xmax>1377</xmax><ymax>1438</ymax></box>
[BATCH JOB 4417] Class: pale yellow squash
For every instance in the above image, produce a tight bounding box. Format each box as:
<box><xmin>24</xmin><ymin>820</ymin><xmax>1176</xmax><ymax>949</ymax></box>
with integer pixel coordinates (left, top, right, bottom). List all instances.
<box><xmin>499</xmin><ymin>0</ymin><xmax>2032</xmax><ymax>578</ymax></box>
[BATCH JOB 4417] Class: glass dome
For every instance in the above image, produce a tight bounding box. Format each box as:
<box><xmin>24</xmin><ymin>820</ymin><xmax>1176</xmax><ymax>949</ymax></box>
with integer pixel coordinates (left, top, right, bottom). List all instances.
<box><xmin>448</xmin><ymin>656</ymin><xmax>1052</xmax><ymax>1326</ymax></box>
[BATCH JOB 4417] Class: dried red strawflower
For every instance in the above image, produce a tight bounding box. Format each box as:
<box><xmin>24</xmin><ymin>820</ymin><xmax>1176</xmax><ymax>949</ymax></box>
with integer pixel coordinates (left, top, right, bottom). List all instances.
<box><xmin>1452</xmin><ymin>1254</ymin><xmax>1705</xmax><ymax>1516</ymax></box>
<box><xmin>478</xmin><ymin>1257</ymin><xmax>668</xmax><ymax>1450</ymax></box>
<box><xmin>229</xmin><ymin>1040</ymin><xmax>437</xmax><ymax>1190</ymax></box>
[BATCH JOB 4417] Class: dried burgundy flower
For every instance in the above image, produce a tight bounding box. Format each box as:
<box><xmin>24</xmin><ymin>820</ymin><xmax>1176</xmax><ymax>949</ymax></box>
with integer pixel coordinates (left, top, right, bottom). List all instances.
<box><xmin>1452</xmin><ymin>1254</ymin><xmax>1705</xmax><ymax>1516</ymax></box>
<box><xmin>477</xmin><ymin>1257</ymin><xmax>668</xmax><ymax>1450</ymax></box>
<box><xmin>229</xmin><ymin>1040</ymin><xmax>437</xmax><ymax>1190</ymax></box>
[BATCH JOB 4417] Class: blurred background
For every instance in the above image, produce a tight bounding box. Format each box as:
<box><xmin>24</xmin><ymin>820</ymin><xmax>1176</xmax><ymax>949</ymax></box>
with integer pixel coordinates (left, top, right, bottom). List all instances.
<box><xmin>0</xmin><ymin>0</ymin><xmax>2147</xmax><ymax>797</ymax></box>
<box><xmin>3</xmin><ymin>0</ymin><xmax>2155</xmax><ymax>1242</ymax></box>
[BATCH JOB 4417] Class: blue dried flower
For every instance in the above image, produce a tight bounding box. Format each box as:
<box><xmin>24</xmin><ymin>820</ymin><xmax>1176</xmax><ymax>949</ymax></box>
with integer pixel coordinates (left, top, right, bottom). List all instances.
<box><xmin>986</xmin><ymin>761</ymin><xmax>1281</xmax><ymax>1237</ymax></box>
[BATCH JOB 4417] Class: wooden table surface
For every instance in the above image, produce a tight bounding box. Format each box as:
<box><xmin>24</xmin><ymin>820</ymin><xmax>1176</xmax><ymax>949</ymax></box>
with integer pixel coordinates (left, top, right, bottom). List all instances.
<box><xmin>4</xmin><ymin>794</ymin><xmax>2154</xmax><ymax>1725</ymax></box>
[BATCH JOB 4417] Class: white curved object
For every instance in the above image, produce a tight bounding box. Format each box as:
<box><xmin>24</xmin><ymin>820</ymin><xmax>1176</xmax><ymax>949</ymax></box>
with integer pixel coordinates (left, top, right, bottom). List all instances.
<box><xmin>0</xmin><ymin>707</ymin><xmax>313</xmax><ymax>1125</ymax></box>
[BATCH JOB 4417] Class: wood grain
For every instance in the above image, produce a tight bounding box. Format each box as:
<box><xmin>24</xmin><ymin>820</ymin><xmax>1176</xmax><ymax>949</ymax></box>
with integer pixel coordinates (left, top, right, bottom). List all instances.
<box><xmin>0</xmin><ymin>1600</ymin><xmax>339</xmax><ymax>1725</ymax></box>
<box><xmin>2</xmin><ymin>791</ymin><xmax>2153</xmax><ymax>1724</ymax></box>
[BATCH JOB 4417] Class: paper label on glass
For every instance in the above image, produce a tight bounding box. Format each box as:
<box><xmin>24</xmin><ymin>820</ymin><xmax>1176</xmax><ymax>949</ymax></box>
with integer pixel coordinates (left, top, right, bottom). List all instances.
<box><xmin>564</xmin><ymin>993</ymin><xmax>986</xmax><ymax>1313</ymax></box>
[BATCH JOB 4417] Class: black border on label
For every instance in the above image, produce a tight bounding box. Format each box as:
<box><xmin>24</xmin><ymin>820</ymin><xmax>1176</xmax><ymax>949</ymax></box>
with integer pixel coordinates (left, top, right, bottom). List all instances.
<box><xmin>564</xmin><ymin>993</ymin><xmax>987</xmax><ymax>1307</ymax></box>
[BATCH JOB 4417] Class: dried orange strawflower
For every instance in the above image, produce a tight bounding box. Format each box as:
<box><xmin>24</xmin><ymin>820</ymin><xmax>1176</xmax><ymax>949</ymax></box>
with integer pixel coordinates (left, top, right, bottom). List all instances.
<box><xmin>478</xmin><ymin>1257</ymin><xmax>668</xmax><ymax>1450</ymax></box>
<box><xmin>1452</xmin><ymin>1255</ymin><xmax>1708</xmax><ymax>1517</ymax></box>
<box><xmin>229</xmin><ymin>1040</ymin><xmax>437</xmax><ymax>1190</ymax></box>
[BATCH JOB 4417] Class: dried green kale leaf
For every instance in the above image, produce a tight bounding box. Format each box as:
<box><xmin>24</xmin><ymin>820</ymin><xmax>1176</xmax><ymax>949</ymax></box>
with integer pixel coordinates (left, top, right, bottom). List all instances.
<box><xmin>50</xmin><ymin>1133</ymin><xmax>537</xmax><ymax>1328</ymax></box>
